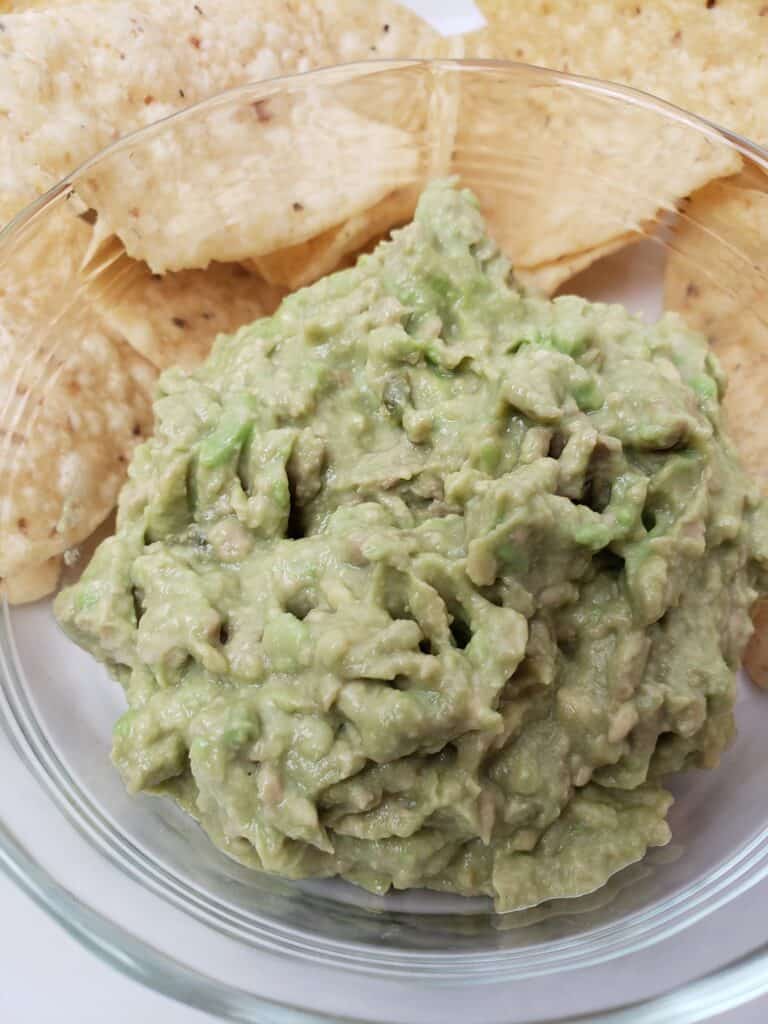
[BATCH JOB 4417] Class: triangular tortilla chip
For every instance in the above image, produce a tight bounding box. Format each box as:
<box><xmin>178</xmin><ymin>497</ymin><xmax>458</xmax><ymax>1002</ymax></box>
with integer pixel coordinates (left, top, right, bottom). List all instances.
<box><xmin>0</xmin><ymin>205</ymin><xmax>156</xmax><ymax>583</ymax></box>
<box><xmin>252</xmin><ymin>187</ymin><xmax>418</xmax><ymax>290</ymax></box>
<box><xmin>77</xmin><ymin>91</ymin><xmax>422</xmax><ymax>273</ymax></box>
<box><xmin>517</xmin><ymin>232</ymin><xmax>642</xmax><ymax>296</ymax></box>
<box><xmin>93</xmin><ymin>255</ymin><xmax>287</xmax><ymax>371</ymax></box>
<box><xmin>0</xmin><ymin>557</ymin><xmax>62</xmax><ymax>605</ymax></box>
<box><xmin>0</xmin><ymin>0</ymin><xmax>441</xmax><ymax>224</ymax></box>
<box><xmin>453</xmin><ymin>72</ymin><xmax>740</xmax><ymax>278</ymax></box>
<box><xmin>467</xmin><ymin>1</ymin><xmax>768</xmax><ymax>147</ymax></box>
<box><xmin>664</xmin><ymin>177</ymin><xmax>768</xmax><ymax>490</ymax></box>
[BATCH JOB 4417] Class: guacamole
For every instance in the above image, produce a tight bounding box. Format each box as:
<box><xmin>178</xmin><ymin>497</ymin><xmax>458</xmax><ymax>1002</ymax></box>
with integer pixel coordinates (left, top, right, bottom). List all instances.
<box><xmin>56</xmin><ymin>181</ymin><xmax>768</xmax><ymax>911</ymax></box>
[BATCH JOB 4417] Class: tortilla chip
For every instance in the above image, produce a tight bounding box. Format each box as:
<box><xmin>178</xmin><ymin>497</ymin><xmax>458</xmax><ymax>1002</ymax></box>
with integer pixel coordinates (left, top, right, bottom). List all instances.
<box><xmin>664</xmin><ymin>178</ymin><xmax>768</xmax><ymax>490</ymax></box>
<box><xmin>517</xmin><ymin>232</ymin><xmax>642</xmax><ymax>296</ymax></box>
<box><xmin>0</xmin><ymin>0</ymin><xmax>111</xmax><ymax>8</ymax></box>
<box><xmin>453</xmin><ymin>71</ymin><xmax>741</xmax><ymax>278</ymax></box>
<box><xmin>0</xmin><ymin>0</ymin><xmax>441</xmax><ymax>225</ymax></box>
<box><xmin>467</xmin><ymin>1</ymin><xmax>768</xmax><ymax>145</ymax></box>
<box><xmin>92</xmin><ymin>255</ymin><xmax>287</xmax><ymax>371</ymax></box>
<box><xmin>0</xmin><ymin>326</ymin><xmax>155</xmax><ymax>580</ymax></box>
<box><xmin>77</xmin><ymin>90</ymin><xmax>421</xmax><ymax>273</ymax></box>
<box><xmin>252</xmin><ymin>187</ymin><xmax>418</xmax><ymax>290</ymax></box>
<box><xmin>0</xmin><ymin>206</ymin><xmax>156</xmax><ymax>582</ymax></box>
<box><xmin>1</xmin><ymin>557</ymin><xmax>62</xmax><ymax>605</ymax></box>
<box><xmin>207</xmin><ymin>63</ymin><xmax>455</xmax><ymax>288</ymax></box>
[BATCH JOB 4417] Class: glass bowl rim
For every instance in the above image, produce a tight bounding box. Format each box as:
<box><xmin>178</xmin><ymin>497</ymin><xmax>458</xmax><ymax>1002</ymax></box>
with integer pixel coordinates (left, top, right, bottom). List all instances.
<box><xmin>2</xmin><ymin>56</ymin><xmax>768</xmax><ymax>1023</ymax></box>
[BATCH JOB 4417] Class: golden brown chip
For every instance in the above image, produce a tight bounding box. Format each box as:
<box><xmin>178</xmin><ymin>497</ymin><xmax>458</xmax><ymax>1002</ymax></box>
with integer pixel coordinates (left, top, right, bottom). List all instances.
<box><xmin>0</xmin><ymin>0</ymin><xmax>441</xmax><ymax>226</ymax></box>
<box><xmin>516</xmin><ymin>232</ymin><xmax>642</xmax><ymax>296</ymax></box>
<box><xmin>462</xmin><ymin>1</ymin><xmax>768</xmax><ymax>287</ymax></box>
<box><xmin>0</xmin><ymin>329</ymin><xmax>155</xmax><ymax>581</ymax></box>
<box><xmin>0</xmin><ymin>0</ymin><xmax>111</xmax><ymax>7</ymax></box>
<box><xmin>664</xmin><ymin>178</ymin><xmax>768</xmax><ymax>490</ymax></box>
<box><xmin>0</xmin><ymin>557</ymin><xmax>63</xmax><ymax>605</ymax></box>
<box><xmin>467</xmin><ymin>1</ymin><xmax>768</xmax><ymax>145</ymax></box>
<box><xmin>0</xmin><ymin>206</ymin><xmax>156</xmax><ymax>584</ymax></box>
<box><xmin>252</xmin><ymin>187</ymin><xmax>418</xmax><ymax>290</ymax></box>
<box><xmin>93</xmin><ymin>255</ymin><xmax>287</xmax><ymax>371</ymax></box>
<box><xmin>453</xmin><ymin>73</ymin><xmax>740</xmax><ymax>283</ymax></box>
<box><xmin>77</xmin><ymin>91</ymin><xmax>422</xmax><ymax>274</ymax></box>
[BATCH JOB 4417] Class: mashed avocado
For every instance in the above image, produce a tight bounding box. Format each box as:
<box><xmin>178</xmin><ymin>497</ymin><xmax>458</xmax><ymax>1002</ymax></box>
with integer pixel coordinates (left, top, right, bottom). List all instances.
<box><xmin>56</xmin><ymin>181</ymin><xmax>768</xmax><ymax>911</ymax></box>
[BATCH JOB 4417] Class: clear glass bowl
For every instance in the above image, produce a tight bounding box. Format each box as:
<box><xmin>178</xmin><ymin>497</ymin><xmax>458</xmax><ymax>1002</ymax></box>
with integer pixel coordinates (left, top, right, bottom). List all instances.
<box><xmin>2</xmin><ymin>60</ymin><xmax>768</xmax><ymax>1023</ymax></box>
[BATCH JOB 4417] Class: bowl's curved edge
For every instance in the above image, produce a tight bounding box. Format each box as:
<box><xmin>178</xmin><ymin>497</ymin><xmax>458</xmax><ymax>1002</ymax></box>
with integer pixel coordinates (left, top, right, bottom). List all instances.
<box><xmin>2</xmin><ymin>811</ymin><xmax>768</xmax><ymax>1024</ymax></box>
<box><xmin>2</xmin><ymin>57</ymin><xmax>767</xmax><ymax>256</ymax></box>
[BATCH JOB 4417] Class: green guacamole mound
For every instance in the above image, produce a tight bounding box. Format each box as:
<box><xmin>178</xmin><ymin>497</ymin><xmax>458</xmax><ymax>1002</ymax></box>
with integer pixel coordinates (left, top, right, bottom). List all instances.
<box><xmin>56</xmin><ymin>181</ymin><xmax>768</xmax><ymax>911</ymax></box>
